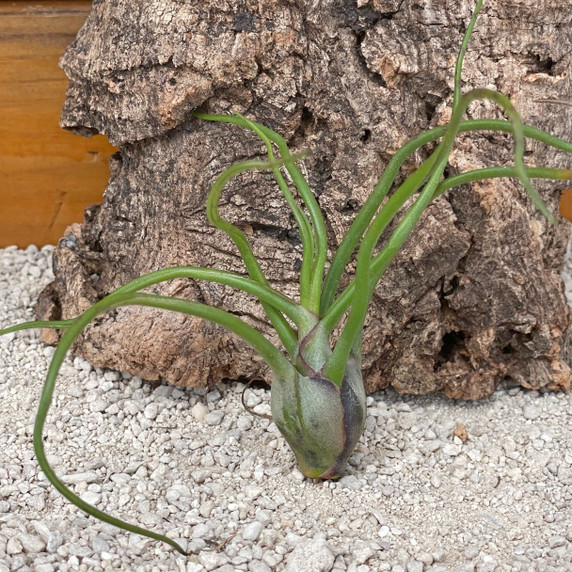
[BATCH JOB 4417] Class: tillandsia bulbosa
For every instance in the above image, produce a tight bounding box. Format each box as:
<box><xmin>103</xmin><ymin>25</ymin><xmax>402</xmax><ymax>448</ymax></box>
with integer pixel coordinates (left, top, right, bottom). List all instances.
<box><xmin>2</xmin><ymin>0</ymin><xmax>572</xmax><ymax>555</ymax></box>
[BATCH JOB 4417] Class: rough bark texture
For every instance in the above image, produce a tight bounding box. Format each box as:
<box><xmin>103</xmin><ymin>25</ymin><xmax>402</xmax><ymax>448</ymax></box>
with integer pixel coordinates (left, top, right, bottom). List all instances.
<box><xmin>38</xmin><ymin>0</ymin><xmax>572</xmax><ymax>398</ymax></box>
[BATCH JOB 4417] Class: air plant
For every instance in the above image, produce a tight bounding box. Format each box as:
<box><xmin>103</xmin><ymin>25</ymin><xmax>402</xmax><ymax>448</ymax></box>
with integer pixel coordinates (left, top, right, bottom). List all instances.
<box><xmin>2</xmin><ymin>0</ymin><xmax>572</xmax><ymax>555</ymax></box>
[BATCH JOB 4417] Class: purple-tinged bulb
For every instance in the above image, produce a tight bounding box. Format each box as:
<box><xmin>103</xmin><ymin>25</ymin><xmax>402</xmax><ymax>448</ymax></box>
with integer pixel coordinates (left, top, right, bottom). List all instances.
<box><xmin>270</xmin><ymin>355</ymin><xmax>366</xmax><ymax>479</ymax></box>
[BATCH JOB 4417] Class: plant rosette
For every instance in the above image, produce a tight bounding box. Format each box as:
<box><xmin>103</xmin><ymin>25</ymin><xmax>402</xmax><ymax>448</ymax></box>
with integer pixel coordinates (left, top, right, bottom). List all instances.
<box><xmin>2</xmin><ymin>0</ymin><xmax>572</xmax><ymax>555</ymax></box>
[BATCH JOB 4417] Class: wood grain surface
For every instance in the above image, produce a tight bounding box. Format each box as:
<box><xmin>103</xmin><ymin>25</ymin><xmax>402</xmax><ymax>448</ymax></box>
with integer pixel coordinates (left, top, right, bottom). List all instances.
<box><xmin>0</xmin><ymin>1</ymin><xmax>116</xmax><ymax>247</ymax></box>
<box><xmin>560</xmin><ymin>188</ymin><xmax>572</xmax><ymax>222</ymax></box>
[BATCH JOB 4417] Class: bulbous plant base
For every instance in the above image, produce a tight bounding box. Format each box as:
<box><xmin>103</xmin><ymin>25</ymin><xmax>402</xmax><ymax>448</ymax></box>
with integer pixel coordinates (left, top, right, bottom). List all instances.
<box><xmin>270</xmin><ymin>356</ymin><xmax>366</xmax><ymax>479</ymax></box>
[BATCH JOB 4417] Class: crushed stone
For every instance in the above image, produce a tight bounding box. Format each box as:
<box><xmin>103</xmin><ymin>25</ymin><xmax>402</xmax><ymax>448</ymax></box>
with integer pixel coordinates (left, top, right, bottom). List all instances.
<box><xmin>0</xmin><ymin>244</ymin><xmax>572</xmax><ymax>570</ymax></box>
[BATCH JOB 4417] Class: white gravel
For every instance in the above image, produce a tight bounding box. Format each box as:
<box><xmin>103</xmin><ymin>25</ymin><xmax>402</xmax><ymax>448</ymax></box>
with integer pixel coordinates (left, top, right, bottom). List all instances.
<box><xmin>1</xmin><ymin>243</ymin><xmax>572</xmax><ymax>571</ymax></box>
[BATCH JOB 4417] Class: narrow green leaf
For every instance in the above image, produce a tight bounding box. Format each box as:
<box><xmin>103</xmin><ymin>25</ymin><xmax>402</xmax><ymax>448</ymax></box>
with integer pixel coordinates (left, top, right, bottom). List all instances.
<box><xmin>32</xmin><ymin>290</ymin><xmax>294</xmax><ymax>555</ymax></box>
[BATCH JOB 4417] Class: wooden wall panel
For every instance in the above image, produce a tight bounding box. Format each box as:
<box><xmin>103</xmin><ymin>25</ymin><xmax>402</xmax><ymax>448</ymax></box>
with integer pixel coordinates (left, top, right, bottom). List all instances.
<box><xmin>560</xmin><ymin>188</ymin><xmax>572</xmax><ymax>223</ymax></box>
<box><xmin>0</xmin><ymin>1</ymin><xmax>116</xmax><ymax>247</ymax></box>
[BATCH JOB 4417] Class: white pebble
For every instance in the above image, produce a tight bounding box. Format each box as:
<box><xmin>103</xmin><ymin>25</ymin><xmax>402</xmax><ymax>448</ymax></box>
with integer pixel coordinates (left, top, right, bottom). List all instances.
<box><xmin>255</xmin><ymin>509</ymin><xmax>272</xmax><ymax>525</ymax></box>
<box><xmin>284</xmin><ymin>539</ymin><xmax>335</xmax><ymax>572</ymax></box>
<box><xmin>199</xmin><ymin>551</ymin><xmax>229</xmax><ymax>569</ymax></box>
<box><xmin>205</xmin><ymin>410</ymin><xmax>224</xmax><ymax>426</ymax></box>
<box><xmin>61</xmin><ymin>471</ymin><xmax>99</xmax><ymax>484</ymax></box>
<box><xmin>464</xmin><ymin>545</ymin><xmax>480</xmax><ymax>559</ymax></box>
<box><xmin>192</xmin><ymin>402</ymin><xmax>208</xmax><ymax>422</ymax></box>
<box><xmin>80</xmin><ymin>491</ymin><xmax>102</xmax><ymax>505</ymax></box>
<box><xmin>6</xmin><ymin>536</ymin><xmax>23</xmax><ymax>555</ymax></box>
<box><xmin>406</xmin><ymin>561</ymin><xmax>423</xmax><ymax>572</ymax></box>
<box><xmin>378</xmin><ymin>526</ymin><xmax>390</xmax><ymax>538</ymax></box>
<box><xmin>89</xmin><ymin>398</ymin><xmax>108</xmax><ymax>413</ymax></box>
<box><xmin>523</xmin><ymin>404</ymin><xmax>541</xmax><ymax>420</ymax></box>
<box><xmin>548</xmin><ymin>536</ymin><xmax>567</xmax><ymax>548</ymax></box>
<box><xmin>242</xmin><ymin>521</ymin><xmax>264</xmax><ymax>541</ymax></box>
<box><xmin>206</xmin><ymin>389</ymin><xmax>222</xmax><ymax>403</ymax></box>
<box><xmin>143</xmin><ymin>403</ymin><xmax>159</xmax><ymax>420</ymax></box>
<box><xmin>249</xmin><ymin>560</ymin><xmax>272</xmax><ymax>572</ymax></box>
<box><xmin>442</xmin><ymin>443</ymin><xmax>462</xmax><ymax>456</ymax></box>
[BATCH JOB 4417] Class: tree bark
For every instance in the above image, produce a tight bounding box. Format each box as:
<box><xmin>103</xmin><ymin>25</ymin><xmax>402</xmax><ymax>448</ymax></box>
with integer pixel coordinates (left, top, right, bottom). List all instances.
<box><xmin>38</xmin><ymin>0</ymin><xmax>572</xmax><ymax>399</ymax></box>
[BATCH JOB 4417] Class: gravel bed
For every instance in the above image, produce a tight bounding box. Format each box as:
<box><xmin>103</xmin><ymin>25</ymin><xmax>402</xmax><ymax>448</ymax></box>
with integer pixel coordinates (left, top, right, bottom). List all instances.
<box><xmin>1</xmin><ymin>244</ymin><xmax>572</xmax><ymax>571</ymax></box>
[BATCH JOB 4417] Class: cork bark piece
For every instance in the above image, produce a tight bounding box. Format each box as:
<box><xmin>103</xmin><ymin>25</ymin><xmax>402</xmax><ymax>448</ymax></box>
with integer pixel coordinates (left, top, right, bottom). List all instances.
<box><xmin>38</xmin><ymin>0</ymin><xmax>572</xmax><ymax>398</ymax></box>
